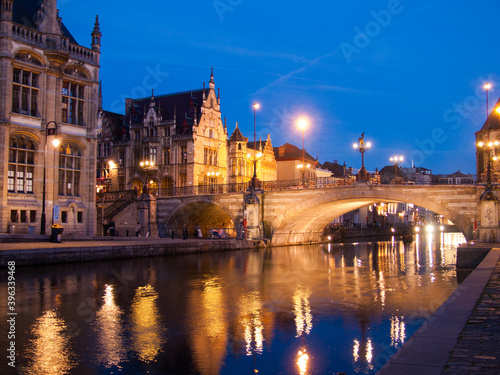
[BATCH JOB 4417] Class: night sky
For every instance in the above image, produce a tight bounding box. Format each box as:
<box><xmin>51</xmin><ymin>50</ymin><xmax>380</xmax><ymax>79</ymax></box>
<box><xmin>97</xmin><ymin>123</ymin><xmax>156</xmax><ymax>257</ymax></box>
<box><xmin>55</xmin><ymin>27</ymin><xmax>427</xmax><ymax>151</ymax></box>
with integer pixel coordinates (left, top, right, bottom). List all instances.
<box><xmin>58</xmin><ymin>0</ymin><xmax>500</xmax><ymax>174</ymax></box>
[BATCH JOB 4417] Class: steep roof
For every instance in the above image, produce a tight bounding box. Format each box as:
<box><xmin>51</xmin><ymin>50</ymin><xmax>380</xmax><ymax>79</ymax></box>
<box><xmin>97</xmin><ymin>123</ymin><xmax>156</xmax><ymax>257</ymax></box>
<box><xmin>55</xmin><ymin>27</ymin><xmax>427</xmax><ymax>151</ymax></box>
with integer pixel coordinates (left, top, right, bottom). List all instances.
<box><xmin>322</xmin><ymin>161</ymin><xmax>353</xmax><ymax>177</ymax></box>
<box><xmin>124</xmin><ymin>89</ymin><xmax>205</xmax><ymax>136</ymax></box>
<box><xmin>228</xmin><ymin>124</ymin><xmax>247</xmax><ymax>142</ymax></box>
<box><xmin>477</xmin><ymin>97</ymin><xmax>500</xmax><ymax>133</ymax></box>
<box><xmin>13</xmin><ymin>0</ymin><xmax>78</xmax><ymax>44</ymax></box>
<box><xmin>379</xmin><ymin>165</ymin><xmax>408</xmax><ymax>183</ymax></box>
<box><xmin>272</xmin><ymin>143</ymin><xmax>316</xmax><ymax>162</ymax></box>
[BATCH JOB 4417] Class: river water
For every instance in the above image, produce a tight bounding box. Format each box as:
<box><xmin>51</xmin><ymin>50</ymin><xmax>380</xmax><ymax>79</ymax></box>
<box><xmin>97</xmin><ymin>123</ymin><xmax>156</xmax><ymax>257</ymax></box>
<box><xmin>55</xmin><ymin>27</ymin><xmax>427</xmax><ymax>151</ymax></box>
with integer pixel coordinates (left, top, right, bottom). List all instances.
<box><xmin>1</xmin><ymin>232</ymin><xmax>465</xmax><ymax>375</ymax></box>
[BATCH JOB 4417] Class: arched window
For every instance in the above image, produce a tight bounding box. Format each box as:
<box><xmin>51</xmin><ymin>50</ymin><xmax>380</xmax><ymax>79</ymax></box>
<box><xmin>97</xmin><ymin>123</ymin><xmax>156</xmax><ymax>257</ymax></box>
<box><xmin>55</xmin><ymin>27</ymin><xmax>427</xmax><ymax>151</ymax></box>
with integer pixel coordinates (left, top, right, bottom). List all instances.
<box><xmin>58</xmin><ymin>143</ymin><xmax>82</xmax><ymax>196</ymax></box>
<box><xmin>8</xmin><ymin>135</ymin><xmax>36</xmax><ymax>193</ymax></box>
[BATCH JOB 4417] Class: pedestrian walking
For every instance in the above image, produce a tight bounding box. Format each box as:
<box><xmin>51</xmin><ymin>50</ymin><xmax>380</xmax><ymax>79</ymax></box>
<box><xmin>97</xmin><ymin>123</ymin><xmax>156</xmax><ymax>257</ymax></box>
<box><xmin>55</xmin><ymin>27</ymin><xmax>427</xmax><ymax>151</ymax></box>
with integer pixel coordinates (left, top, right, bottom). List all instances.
<box><xmin>195</xmin><ymin>224</ymin><xmax>202</xmax><ymax>239</ymax></box>
<box><xmin>109</xmin><ymin>218</ymin><xmax>115</xmax><ymax>236</ymax></box>
<box><xmin>182</xmin><ymin>222</ymin><xmax>188</xmax><ymax>240</ymax></box>
<box><xmin>135</xmin><ymin>221</ymin><xmax>141</xmax><ymax>237</ymax></box>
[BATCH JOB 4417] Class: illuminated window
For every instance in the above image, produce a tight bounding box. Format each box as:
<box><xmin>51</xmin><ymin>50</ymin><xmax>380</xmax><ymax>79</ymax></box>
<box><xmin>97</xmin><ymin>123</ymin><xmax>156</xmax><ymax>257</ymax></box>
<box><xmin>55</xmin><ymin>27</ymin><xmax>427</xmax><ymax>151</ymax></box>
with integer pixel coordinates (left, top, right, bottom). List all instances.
<box><xmin>58</xmin><ymin>143</ymin><xmax>82</xmax><ymax>196</ymax></box>
<box><xmin>8</xmin><ymin>135</ymin><xmax>36</xmax><ymax>193</ymax></box>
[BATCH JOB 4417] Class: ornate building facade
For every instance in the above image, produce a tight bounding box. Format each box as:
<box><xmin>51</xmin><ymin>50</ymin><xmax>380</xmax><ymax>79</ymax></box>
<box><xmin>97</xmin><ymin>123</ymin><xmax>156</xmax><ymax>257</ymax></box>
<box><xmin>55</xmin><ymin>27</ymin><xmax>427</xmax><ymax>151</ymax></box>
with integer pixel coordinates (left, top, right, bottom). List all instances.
<box><xmin>98</xmin><ymin>69</ymin><xmax>228</xmax><ymax>196</ymax></box>
<box><xmin>476</xmin><ymin>98</ymin><xmax>500</xmax><ymax>184</ymax></box>
<box><xmin>227</xmin><ymin>123</ymin><xmax>277</xmax><ymax>184</ymax></box>
<box><xmin>1</xmin><ymin>0</ymin><xmax>101</xmax><ymax>235</ymax></box>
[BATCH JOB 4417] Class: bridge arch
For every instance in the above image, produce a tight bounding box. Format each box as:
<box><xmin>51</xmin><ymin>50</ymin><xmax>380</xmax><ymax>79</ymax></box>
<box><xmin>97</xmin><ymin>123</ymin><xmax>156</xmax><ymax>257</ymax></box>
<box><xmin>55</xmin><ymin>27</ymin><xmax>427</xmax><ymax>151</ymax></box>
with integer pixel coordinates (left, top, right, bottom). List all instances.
<box><xmin>159</xmin><ymin>197</ymin><xmax>238</xmax><ymax>238</ymax></box>
<box><xmin>267</xmin><ymin>184</ymin><xmax>478</xmax><ymax>246</ymax></box>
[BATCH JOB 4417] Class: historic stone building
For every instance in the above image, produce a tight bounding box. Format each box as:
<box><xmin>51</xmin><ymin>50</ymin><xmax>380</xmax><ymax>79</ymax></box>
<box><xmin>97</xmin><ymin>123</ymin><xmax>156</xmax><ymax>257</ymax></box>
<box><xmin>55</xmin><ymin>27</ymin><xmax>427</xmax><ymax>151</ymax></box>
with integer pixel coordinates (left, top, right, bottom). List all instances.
<box><xmin>476</xmin><ymin>97</ymin><xmax>500</xmax><ymax>184</ymax></box>
<box><xmin>1</xmin><ymin>0</ymin><xmax>101</xmax><ymax>235</ymax></box>
<box><xmin>227</xmin><ymin>123</ymin><xmax>277</xmax><ymax>184</ymax></box>
<box><xmin>272</xmin><ymin>143</ymin><xmax>317</xmax><ymax>181</ymax></box>
<box><xmin>98</xmin><ymin>69</ymin><xmax>228</xmax><ymax>196</ymax></box>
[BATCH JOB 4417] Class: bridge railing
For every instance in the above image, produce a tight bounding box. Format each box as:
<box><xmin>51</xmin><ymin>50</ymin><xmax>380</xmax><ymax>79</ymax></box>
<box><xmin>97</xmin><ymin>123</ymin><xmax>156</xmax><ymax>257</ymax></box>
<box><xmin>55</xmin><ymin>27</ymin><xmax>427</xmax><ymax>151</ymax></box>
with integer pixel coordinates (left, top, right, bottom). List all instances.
<box><xmin>158</xmin><ymin>177</ymin><xmax>354</xmax><ymax>197</ymax></box>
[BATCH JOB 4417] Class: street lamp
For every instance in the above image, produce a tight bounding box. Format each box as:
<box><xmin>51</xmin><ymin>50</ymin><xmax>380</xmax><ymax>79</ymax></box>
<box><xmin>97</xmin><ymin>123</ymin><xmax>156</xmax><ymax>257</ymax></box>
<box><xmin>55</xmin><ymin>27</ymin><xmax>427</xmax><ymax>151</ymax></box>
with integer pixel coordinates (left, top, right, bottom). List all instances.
<box><xmin>41</xmin><ymin>121</ymin><xmax>60</xmax><ymax>235</ymax></box>
<box><xmin>389</xmin><ymin>155</ymin><xmax>404</xmax><ymax>183</ymax></box>
<box><xmin>353</xmin><ymin>133</ymin><xmax>371</xmax><ymax>181</ymax></box>
<box><xmin>252</xmin><ymin>103</ymin><xmax>260</xmax><ymax>190</ymax></box>
<box><xmin>139</xmin><ymin>160</ymin><xmax>154</xmax><ymax>193</ymax></box>
<box><xmin>297</xmin><ymin>117</ymin><xmax>309</xmax><ymax>185</ymax></box>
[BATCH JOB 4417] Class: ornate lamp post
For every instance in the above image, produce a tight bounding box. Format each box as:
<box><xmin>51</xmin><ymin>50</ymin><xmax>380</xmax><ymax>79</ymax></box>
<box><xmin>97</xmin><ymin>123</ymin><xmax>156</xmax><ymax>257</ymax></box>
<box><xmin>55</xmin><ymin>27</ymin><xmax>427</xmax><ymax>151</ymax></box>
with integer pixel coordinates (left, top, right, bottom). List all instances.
<box><xmin>139</xmin><ymin>160</ymin><xmax>154</xmax><ymax>193</ymax></box>
<box><xmin>353</xmin><ymin>133</ymin><xmax>371</xmax><ymax>182</ymax></box>
<box><xmin>41</xmin><ymin>121</ymin><xmax>60</xmax><ymax>235</ymax></box>
<box><xmin>252</xmin><ymin>103</ymin><xmax>260</xmax><ymax>190</ymax></box>
<box><xmin>296</xmin><ymin>117</ymin><xmax>309</xmax><ymax>185</ymax></box>
<box><xmin>389</xmin><ymin>155</ymin><xmax>404</xmax><ymax>183</ymax></box>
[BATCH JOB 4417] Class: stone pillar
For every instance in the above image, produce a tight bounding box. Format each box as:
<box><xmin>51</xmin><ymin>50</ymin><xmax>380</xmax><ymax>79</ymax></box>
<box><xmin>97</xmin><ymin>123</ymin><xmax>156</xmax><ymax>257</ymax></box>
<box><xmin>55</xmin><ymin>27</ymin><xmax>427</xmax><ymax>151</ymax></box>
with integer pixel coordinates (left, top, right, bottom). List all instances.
<box><xmin>138</xmin><ymin>193</ymin><xmax>158</xmax><ymax>237</ymax></box>
<box><xmin>478</xmin><ymin>199</ymin><xmax>500</xmax><ymax>243</ymax></box>
<box><xmin>244</xmin><ymin>190</ymin><xmax>262</xmax><ymax>240</ymax></box>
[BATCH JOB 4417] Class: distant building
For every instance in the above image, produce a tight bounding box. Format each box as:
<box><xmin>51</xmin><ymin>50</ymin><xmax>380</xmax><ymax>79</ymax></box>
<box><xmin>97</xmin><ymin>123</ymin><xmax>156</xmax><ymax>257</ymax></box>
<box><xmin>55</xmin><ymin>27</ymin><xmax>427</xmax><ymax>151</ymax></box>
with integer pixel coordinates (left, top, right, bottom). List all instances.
<box><xmin>1</xmin><ymin>0</ymin><xmax>101</xmax><ymax>235</ymax></box>
<box><xmin>401</xmin><ymin>166</ymin><xmax>432</xmax><ymax>185</ymax></box>
<box><xmin>475</xmin><ymin>97</ymin><xmax>500</xmax><ymax>183</ymax></box>
<box><xmin>378</xmin><ymin>166</ymin><xmax>408</xmax><ymax>184</ymax></box>
<box><xmin>321</xmin><ymin>160</ymin><xmax>355</xmax><ymax>183</ymax></box>
<box><xmin>432</xmin><ymin>171</ymin><xmax>476</xmax><ymax>185</ymax></box>
<box><xmin>273</xmin><ymin>143</ymin><xmax>317</xmax><ymax>181</ymax></box>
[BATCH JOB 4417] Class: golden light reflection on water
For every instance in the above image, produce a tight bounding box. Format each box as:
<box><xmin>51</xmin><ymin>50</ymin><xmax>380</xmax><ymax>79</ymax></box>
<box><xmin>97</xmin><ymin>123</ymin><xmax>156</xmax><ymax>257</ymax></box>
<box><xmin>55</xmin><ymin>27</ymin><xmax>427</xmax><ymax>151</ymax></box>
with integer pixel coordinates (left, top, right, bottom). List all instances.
<box><xmin>352</xmin><ymin>338</ymin><xmax>373</xmax><ymax>373</ymax></box>
<box><xmin>239</xmin><ymin>291</ymin><xmax>264</xmax><ymax>355</ymax></box>
<box><xmin>293</xmin><ymin>286</ymin><xmax>312</xmax><ymax>337</ymax></box>
<box><xmin>296</xmin><ymin>348</ymin><xmax>309</xmax><ymax>375</ymax></box>
<box><xmin>23</xmin><ymin>310</ymin><xmax>76</xmax><ymax>375</ymax></box>
<box><xmin>93</xmin><ymin>284</ymin><xmax>126</xmax><ymax>369</ymax></box>
<box><xmin>390</xmin><ymin>315</ymin><xmax>406</xmax><ymax>347</ymax></box>
<box><xmin>131</xmin><ymin>285</ymin><xmax>165</xmax><ymax>363</ymax></box>
<box><xmin>189</xmin><ymin>276</ymin><xmax>228</xmax><ymax>375</ymax></box>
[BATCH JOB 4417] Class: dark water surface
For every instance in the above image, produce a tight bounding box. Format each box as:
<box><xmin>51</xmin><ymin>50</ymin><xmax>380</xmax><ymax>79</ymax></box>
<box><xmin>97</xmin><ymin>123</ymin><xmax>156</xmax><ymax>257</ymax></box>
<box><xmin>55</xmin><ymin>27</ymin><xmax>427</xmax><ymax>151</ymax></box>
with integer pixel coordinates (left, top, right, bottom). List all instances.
<box><xmin>1</xmin><ymin>233</ymin><xmax>465</xmax><ymax>374</ymax></box>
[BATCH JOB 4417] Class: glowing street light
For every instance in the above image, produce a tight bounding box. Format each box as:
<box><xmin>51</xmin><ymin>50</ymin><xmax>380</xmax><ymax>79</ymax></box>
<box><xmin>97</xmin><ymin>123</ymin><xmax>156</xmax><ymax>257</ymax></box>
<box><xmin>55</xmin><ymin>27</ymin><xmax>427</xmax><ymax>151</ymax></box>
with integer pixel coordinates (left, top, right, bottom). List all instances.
<box><xmin>389</xmin><ymin>155</ymin><xmax>404</xmax><ymax>182</ymax></box>
<box><xmin>297</xmin><ymin>117</ymin><xmax>309</xmax><ymax>185</ymax></box>
<box><xmin>353</xmin><ymin>132</ymin><xmax>371</xmax><ymax>181</ymax></box>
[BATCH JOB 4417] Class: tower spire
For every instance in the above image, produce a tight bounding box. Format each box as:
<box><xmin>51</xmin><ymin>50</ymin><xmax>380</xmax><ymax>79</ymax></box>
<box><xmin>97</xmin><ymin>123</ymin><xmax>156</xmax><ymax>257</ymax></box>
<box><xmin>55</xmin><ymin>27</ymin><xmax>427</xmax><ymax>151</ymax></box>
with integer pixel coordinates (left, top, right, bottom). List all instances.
<box><xmin>209</xmin><ymin>67</ymin><xmax>215</xmax><ymax>89</ymax></box>
<box><xmin>91</xmin><ymin>15</ymin><xmax>102</xmax><ymax>52</ymax></box>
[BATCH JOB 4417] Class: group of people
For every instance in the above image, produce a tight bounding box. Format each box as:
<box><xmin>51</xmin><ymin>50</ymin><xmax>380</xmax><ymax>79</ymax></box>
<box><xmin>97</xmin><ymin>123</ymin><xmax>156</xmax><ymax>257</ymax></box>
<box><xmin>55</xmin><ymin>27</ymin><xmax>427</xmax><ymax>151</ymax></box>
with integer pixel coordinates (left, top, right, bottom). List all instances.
<box><xmin>182</xmin><ymin>222</ymin><xmax>202</xmax><ymax>240</ymax></box>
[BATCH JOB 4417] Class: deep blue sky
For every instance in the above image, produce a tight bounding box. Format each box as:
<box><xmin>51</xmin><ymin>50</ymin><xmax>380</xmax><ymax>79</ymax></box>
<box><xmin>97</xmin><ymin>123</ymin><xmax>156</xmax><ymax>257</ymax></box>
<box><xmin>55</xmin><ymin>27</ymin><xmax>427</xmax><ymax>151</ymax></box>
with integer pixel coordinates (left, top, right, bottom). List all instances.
<box><xmin>59</xmin><ymin>0</ymin><xmax>499</xmax><ymax>174</ymax></box>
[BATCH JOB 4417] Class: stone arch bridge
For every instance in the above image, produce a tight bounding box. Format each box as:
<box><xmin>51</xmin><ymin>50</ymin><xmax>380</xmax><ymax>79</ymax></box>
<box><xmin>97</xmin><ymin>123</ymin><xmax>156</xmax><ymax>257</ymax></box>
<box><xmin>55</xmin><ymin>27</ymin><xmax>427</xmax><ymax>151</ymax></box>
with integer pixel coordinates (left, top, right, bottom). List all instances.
<box><xmin>157</xmin><ymin>183</ymin><xmax>485</xmax><ymax>246</ymax></box>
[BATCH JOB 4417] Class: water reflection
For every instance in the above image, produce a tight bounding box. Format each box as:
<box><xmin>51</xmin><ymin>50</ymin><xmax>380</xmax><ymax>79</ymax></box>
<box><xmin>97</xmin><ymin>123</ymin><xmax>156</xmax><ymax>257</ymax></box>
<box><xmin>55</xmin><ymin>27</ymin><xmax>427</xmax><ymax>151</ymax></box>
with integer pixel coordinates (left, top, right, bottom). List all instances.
<box><xmin>9</xmin><ymin>233</ymin><xmax>465</xmax><ymax>375</ymax></box>
<box><xmin>130</xmin><ymin>284</ymin><xmax>165</xmax><ymax>363</ymax></box>
<box><xmin>293</xmin><ymin>285</ymin><xmax>312</xmax><ymax>337</ymax></box>
<box><xmin>189</xmin><ymin>276</ymin><xmax>227</xmax><ymax>375</ymax></box>
<box><xmin>93</xmin><ymin>284</ymin><xmax>126</xmax><ymax>369</ymax></box>
<box><xmin>238</xmin><ymin>291</ymin><xmax>264</xmax><ymax>355</ymax></box>
<box><xmin>296</xmin><ymin>348</ymin><xmax>309</xmax><ymax>375</ymax></box>
<box><xmin>23</xmin><ymin>310</ymin><xmax>76</xmax><ymax>375</ymax></box>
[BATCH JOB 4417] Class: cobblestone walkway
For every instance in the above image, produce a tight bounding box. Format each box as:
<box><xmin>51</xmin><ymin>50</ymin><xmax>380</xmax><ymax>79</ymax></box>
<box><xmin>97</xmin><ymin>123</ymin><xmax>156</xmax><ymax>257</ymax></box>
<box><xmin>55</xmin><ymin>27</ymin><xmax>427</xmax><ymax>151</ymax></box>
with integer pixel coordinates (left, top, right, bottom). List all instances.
<box><xmin>442</xmin><ymin>259</ymin><xmax>500</xmax><ymax>374</ymax></box>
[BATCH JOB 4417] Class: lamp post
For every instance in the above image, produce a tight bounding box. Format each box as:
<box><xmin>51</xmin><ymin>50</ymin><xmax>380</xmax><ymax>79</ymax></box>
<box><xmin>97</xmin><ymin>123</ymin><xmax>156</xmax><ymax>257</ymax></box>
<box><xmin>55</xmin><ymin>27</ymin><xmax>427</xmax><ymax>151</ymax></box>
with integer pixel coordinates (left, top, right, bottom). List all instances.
<box><xmin>297</xmin><ymin>117</ymin><xmax>309</xmax><ymax>185</ymax></box>
<box><xmin>139</xmin><ymin>160</ymin><xmax>154</xmax><ymax>193</ymax></box>
<box><xmin>353</xmin><ymin>133</ymin><xmax>371</xmax><ymax>181</ymax></box>
<box><xmin>41</xmin><ymin>121</ymin><xmax>60</xmax><ymax>235</ymax></box>
<box><xmin>389</xmin><ymin>156</ymin><xmax>404</xmax><ymax>183</ymax></box>
<box><xmin>252</xmin><ymin>103</ymin><xmax>260</xmax><ymax>190</ymax></box>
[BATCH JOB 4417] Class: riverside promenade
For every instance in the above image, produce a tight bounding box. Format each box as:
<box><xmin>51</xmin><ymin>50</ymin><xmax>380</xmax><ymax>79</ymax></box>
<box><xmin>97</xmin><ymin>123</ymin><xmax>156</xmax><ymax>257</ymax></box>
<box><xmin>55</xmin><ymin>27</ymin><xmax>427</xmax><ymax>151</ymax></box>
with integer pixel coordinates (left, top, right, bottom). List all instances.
<box><xmin>377</xmin><ymin>247</ymin><xmax>500</xmax><ymax>375</ymax></box>
<box><xmin>0</xmin><ymin>235</ymin><xmax>264</xmax><ymax>267</ymax></box>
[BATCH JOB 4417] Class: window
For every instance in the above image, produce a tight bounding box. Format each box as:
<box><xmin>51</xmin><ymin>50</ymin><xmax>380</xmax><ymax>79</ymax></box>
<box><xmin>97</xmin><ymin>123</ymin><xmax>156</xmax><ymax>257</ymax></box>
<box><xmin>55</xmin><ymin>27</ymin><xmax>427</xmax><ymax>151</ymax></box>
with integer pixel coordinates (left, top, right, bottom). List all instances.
<box><xmin>8</xmin><ymin>135</ymin><xmax>36</xmax><ymax>193</ymax></box>
<box><xmin>179</xmin><ymin>173</ymin><xmax>187</xmax><ymax>187</ymax></box>
<box><xmin>97</xmin><ymin>143</ymin><xmax>102</xmax><ymax>158</ymax></box>
<box><xmin>58</xmin><ymin>143</ymin><xmax>82</xmax><ymax>196</ymax></box>
<box><xmin>61</xmin><ymin>81</ymin><xmax>85</xmax><ymax>125</ymax></box>
<box><xmin>11</xmin><ymin>210</ymin><xmax>18</xmax><ymax>223</ymax></box>
<box><xmin>12</xmin><ymin>67</ymin><xmax>39</xmax><ymax>117</ymax></box>
<box><xmin>103</xmin><ymin>142</ymin><xmax>111</xmax><ymax>157</ymax></box>
<box><xmin>135</xmin><ymin>130</ymin><xmax>140</xmax><ymax>140</ymax></box>
<box><xmin>150</xmin><ymin>147</ymin><xmax>157</xmax><ymax>164</ymax></box>
<box><xmin>181</xmin><ymin>145</ymin><xmax>188</xmax><ymax>164</ymax></box>
<box><xmin>61</xmin><ymin>211</ymin><xmax>68</xmax><ymax>223</ymax></box>
<box><xmin>20</xmin><ymin>210</ymin><xmax>27</xmax><ymax>223</ymax></box>
<box><xmin>119</xmin><ymin>151</ymin><xmax>125</xmax><ymax>167</ymax></box>
<box><xmin>30</xmin><ymin>210</ymin><xmax>37</xmax><ymax>223</ymax></box>
<box><xmin>77</xmin><ymin>211</ymin><xmax>83</xmax><ymax>223</ymax></box>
